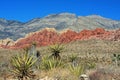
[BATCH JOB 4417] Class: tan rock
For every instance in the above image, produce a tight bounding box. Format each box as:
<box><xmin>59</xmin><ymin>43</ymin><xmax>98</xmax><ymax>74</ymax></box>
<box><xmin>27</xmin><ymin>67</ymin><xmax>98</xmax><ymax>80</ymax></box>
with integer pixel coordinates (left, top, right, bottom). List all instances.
<box><xmin>0</xmin><ymin>38</ymin><xmax>14</xmax><ymax>46</ymax></box>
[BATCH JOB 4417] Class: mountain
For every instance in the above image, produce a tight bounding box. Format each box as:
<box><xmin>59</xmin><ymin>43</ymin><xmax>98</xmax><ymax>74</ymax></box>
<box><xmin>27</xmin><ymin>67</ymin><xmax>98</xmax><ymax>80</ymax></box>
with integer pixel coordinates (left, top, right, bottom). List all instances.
<box><xmin>0</xmin><ymin>13</ymin><xmax>120</xmax><ymax>40</ymax></box>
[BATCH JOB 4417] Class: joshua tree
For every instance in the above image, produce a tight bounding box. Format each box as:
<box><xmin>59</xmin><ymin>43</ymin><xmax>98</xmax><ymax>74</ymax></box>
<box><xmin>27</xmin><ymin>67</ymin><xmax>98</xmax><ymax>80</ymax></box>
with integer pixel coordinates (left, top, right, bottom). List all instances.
<box><xmin>49</xmin><ymin>44</ymin><xmax>64</xmax><ymax>60</ymax></box>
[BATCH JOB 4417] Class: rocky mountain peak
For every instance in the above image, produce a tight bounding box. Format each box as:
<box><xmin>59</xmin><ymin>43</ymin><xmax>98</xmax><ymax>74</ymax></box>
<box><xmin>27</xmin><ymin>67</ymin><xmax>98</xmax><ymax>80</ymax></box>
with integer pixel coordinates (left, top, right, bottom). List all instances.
<box><xmin>45</xmin><ymin>13</ymin><xmax>77</xmax><ymax>19</ymax></box>
<box><xmin>0</xmin><ymin>18</ymin><xmax>23</xmax><ymax>26</ymax></box>
<box><xmin>0</xmin><ymin>18</ymin><xmax>8</xmax><ymax>25</ymax></box>
<box><xmin>59</xmin><ymin>13</ymin><xmax>76</xmax><ymax>17</ymax></box>
<box><xmin>27</xmin><ymin>18</ymin><xmax>41</xmax><ymax>23</ymax></box>
<box><xmin>86</xmin><ymin>15</ymin><xmax>104</xmax><ymax>18</ymax></box>
<box><xmin>0</xmin><ymin>13</ymin><xmax>120</xmax><ymax>40</ymax></box>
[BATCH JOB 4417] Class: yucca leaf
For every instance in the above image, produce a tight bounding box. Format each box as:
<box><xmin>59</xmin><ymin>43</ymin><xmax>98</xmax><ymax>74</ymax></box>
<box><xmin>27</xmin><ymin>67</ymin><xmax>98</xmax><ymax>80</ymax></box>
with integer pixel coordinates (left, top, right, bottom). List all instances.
<box><xmin>11</xmin><ymin>57</ymin><xmax>20</xmax><ymax>68</ymax></box>
<box><xmin>28</xmin><ymin>58</ymin><xmax>37</xmax><ymax>68</ymax></box>
<box><xmin>26</xmin><ymin>55</ymin><xmax>34</xmax><ymax>66</ymax></box>
<box><xmin>16</xmin><ymin>54</ymin><xmax>23</xmax><ymax>65</ymax></box>
<box><xmin>11</xmin><ymin>69</ymin><xmax>20</xmax><ymax>75</ymax></box>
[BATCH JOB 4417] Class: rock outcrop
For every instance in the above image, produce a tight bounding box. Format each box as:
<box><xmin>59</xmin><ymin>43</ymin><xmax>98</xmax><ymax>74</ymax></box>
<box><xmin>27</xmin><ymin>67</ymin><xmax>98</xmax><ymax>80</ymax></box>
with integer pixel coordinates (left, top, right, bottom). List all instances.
<box><xmin>0</xmin><ymin>38</ymin><xmax>14</xmax><ymax>48</ymax></box>
<box><xmin>0</xmin><ymin>28</ymin><xmax>120</xmax><ymax>49</ymax></box>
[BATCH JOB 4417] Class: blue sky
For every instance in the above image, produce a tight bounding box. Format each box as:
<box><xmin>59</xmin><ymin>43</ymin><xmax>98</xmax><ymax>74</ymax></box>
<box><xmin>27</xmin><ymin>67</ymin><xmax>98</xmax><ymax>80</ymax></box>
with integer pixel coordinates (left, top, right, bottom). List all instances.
<box><xmin>0</xmin><ymin>0</ymin><xmax>119</xmax><ymax>22</ymax></box>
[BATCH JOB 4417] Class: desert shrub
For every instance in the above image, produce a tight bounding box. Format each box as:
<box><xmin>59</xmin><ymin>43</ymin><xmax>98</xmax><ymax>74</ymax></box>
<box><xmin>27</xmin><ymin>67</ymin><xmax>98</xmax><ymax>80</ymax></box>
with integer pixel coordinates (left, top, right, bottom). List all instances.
<box><xmin>89</xmin><ymin>69</ymin><xmax>113</xmax><ymax>80</ymax></box>
<box><xmin>10</xmin><ymin>51</ymin><xmax>37</xmax><ymax>80</ymax></box>
<box><xmin>112</xmin><ymin>53</ymin><xmax>120</xmax><ymax>67</ymax></box>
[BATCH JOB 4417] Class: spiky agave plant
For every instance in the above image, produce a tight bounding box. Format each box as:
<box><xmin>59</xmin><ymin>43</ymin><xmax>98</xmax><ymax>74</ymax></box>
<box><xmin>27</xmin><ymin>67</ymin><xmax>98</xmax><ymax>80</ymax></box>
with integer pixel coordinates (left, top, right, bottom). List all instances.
<box><xmin>69</xmin><ymin>64</ymin><xmax>84</xmax><ymax>77</ymax></box>
<box><xmin>49</xmin><ymin>44</ymin><xmax>64</xmax><ymax>60</ymax></box>
<box><xmin>11</xmin><ymin>51</ymin><xmax>37</xmax><ymax>80</ymax></box>
<box><xmin>39</xmin><ymin>56</ymin><xmax>64</xmax><ymax>70</ymax></box>
<box><xmin>68</xmin><ymin>54</ymin><xmax>78</xmax><ymax>62</ymax></box>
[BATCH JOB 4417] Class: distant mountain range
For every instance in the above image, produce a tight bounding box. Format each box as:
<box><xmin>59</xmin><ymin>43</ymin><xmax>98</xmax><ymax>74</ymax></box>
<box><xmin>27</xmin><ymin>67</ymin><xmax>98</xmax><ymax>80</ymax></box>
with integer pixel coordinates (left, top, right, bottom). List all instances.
<box><xmin>0</xmin><ymin>13</ymin><xmax>120</xmax><ymax>40</ymax></box>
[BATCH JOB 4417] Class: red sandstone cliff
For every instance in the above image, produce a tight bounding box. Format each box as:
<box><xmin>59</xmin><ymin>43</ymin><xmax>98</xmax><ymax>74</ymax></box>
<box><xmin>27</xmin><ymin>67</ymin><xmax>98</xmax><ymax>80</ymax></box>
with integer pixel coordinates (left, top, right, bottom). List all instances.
<box><xmin>0</xmin><ymin>28</ymin><xmax>119</xmax><ymax>49</ymax></box>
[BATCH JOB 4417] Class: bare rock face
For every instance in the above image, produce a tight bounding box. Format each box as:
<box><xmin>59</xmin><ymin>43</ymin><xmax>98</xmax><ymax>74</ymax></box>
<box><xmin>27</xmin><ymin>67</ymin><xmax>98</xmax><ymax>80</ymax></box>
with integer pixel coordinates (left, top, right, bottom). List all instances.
<box><xmin>79</xmin><ymin>74</ymin><xmax>90</xmax><ymax>80</ymax></box>
<box><xmin>12</xmin><ymin>28</ymin><xmax>59</xmax><ymax>49</ymax></box>
<box><xmin>59</xmin><ymin>30</ymin><xmax>78</xmax><ymax>43</ymax></box>
<box><xmin>75</xmin><ymin>28</ymin><xmax>112</xmax><ymax>40</ymax></box>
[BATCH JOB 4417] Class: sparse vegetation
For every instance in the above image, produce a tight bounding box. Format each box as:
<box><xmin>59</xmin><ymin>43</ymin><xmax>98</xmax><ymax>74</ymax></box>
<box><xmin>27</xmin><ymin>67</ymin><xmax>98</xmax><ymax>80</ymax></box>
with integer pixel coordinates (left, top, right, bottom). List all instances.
<box><xmin>0</xmin><ymin>39</ymin><xmax>120</xmax><ymax>80</ymax></box>
<box><xmin>39</xmin><ymin>56</ymin><xmax>64</xmax><ymax>70</ymax></box>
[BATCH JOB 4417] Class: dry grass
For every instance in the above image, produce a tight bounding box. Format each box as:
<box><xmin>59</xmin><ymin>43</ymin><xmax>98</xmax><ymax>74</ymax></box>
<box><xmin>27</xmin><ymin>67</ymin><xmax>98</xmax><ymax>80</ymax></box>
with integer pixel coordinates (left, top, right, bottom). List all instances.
<box><xmin>37</xmin><ymin>68</ymin><xmax>79</xmax><ymax>80</ymax></box>
<box><xmin>0</xmin><ymin>39</ymin><xmax>120</xmax><ymax>80</ymax></box>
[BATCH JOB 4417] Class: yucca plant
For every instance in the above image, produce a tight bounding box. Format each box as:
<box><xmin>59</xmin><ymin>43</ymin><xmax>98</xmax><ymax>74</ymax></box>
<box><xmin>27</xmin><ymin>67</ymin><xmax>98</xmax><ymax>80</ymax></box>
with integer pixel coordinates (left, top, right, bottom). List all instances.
<box><xmin>86</xmin><ymin>62</ymin><xmax>96</xmax><ymax>69</ymax></box>
<box><xmin>69</xmin><ymin>64</ymin><xmax>84</xmax><ymax>77</ymax></box>
<box><xmin>49</xmin><ymin>44</ymin><xmax>64</xmax><ymax>60</ymax></box>
<box><xmin>11</xmin><ymin>51</ymin><xmax>37</xmax><ymax>80</ymax></box>
<box><xmin>39</xmin><ymin>56</ymin><xmax>64</xmax><ymax>70</ymax></box>
<box><xmin>68</xmin><ymin>54</ymin><xmax>78</xmax><ymax>62</ymax></box>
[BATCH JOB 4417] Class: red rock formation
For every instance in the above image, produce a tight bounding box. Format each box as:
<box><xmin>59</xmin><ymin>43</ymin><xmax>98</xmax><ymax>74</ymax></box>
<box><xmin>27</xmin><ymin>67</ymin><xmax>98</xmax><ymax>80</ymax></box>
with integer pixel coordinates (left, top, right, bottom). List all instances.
<box><xmin>59</xmin><ymin>30</ymin><xmax>78</xmax><ymax>43</ymax></box>
<box><xmin>0</xmin><ymin>28</ymin><xmax>119</xmax><ymax>49</ymax></box>
<box><xmin>12</xmin><ymin>29</ymin><xmax>59</xmax><ymax>49</ymax></box>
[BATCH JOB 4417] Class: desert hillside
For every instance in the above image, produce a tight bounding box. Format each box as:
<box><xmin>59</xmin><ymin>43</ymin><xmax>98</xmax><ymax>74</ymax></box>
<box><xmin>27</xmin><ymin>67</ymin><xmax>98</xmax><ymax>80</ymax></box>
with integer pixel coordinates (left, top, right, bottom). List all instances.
<box><xmin>0</xmin><ymin>39</ymin><xmax>120</xmax><ymax>80</ymax></box>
